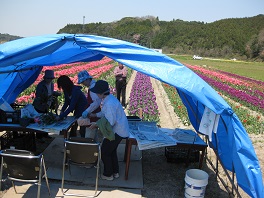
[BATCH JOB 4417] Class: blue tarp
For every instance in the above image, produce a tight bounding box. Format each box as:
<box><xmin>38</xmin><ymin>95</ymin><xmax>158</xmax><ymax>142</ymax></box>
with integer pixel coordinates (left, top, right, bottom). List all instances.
<box><xmin>0</xmin><ymin>34</ymin><xmax>263</xmax><ymax>197</ymax></box>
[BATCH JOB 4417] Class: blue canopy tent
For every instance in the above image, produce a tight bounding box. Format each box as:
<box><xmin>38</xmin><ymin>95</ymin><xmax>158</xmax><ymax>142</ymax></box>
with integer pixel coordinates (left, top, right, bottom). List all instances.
<box><xmin>0</xmin><ymin>34</ymin><xmax>263</xmax><ymax>197</ymax></box>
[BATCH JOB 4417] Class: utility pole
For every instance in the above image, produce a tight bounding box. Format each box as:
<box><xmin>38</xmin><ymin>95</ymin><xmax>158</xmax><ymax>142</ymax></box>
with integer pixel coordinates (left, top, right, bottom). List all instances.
<box><xmin>83</xmin><ymin>16</ymin><xmax>85</xmax><ymax>33</ymax></box>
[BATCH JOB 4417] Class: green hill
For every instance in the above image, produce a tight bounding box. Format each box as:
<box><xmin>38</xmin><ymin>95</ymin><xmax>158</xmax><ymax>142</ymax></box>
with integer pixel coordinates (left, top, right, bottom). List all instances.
<box><xmin>1</xmin><ymin>15</ymin><xmax>264</xmax><ymax>61</ymax></box>
<box><xmin>58</xmin><ymin>15</ymin><xmax>264</xmax><ymax>61</ymax></box>
<box><xmin>0</xmin><ymin>33</ymin><xmax>22</xmax><ymax>44</ymax></box>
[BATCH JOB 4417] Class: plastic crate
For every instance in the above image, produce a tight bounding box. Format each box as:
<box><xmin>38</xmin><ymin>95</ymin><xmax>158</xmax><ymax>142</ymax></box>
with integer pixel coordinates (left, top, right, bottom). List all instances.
<box><xmin>165</xmin><ymin>146</ymin><xmax>200</xmax><ymax>163</ymax></box>
<box><xmin>0</xmin><ymin>110</ymin><xmax>21</xmax><ymax>124</ymax></box>
<box><xmin>0</xmin><ymin>132</ymin><xmax>12</xmax><ymax>150</ymax></box>
<box><xmin>10</xmin><ymin>103</ymin><xmax>25</xmax><ymax>110</ymax></box>
<box><xmin>0</xmin><ymin>104</ymin><xmax>26</xmax><ymax>124</ymax></box>
<box><xmin>0</xmin><ymin>131</ymin><xmax>36</xmax><ymax>151</ymax></box>
<box><xmin>127</xmin><ymin>116</ymin><xmax>142</xmax><ymax>121</ymax></box>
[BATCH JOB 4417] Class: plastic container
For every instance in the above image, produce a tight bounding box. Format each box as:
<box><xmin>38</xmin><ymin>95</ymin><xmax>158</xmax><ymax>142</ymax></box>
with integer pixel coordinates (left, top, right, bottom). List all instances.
<box><xmin>184</xmin><ymin>169</ymin><xmax>208</xmax><ymax>198</ymax></box>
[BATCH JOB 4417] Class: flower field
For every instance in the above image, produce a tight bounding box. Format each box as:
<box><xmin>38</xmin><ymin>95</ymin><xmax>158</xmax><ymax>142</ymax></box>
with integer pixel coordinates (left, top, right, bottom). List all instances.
<box><xmin>14</xmin><ymin>56</ymin><xmax>263</xmax><ymax>134</ymax></box>
<box><xmin>186</xmin><ymin>64</ymin><xmax>264</xmax><ymax>112</ymax></box>
<box><xmin>15</xmin><ymin>57</ymin><xmax>160</xmax><ymax>123</ymax></box>
<box><xmin>16</xmin><ymin>57</ymin><xmax>115</xmax><ymax>104</ymax></box>
<box><xmin>128</xmin><ymin>72</ymin><xmax>159</xmax><ymax>122</ymax></box>
<box><xmin>162</xmin><ymin>64</ymin><xmax>264</xmax><ymax>134</ymax></box>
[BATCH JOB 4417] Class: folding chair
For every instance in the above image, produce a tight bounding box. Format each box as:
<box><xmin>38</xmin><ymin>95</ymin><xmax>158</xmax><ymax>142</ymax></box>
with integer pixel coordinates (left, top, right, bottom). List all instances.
<box><xmin>126</xmin><ymin>115</ymin><xmax>142</xmax><ymax>122</ymax></box>
<box><xmin>61</xmin><ymin>137</ymin><xmax>101</xmax><ymax>197</ymax></box>
<box><xmin>0</xmin><ymin>149</ymin><xmax>51</xmax><ymax>198</ymax></box>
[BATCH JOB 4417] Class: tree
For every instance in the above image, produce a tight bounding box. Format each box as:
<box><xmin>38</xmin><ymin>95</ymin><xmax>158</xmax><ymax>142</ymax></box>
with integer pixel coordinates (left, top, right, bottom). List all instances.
<box><xmin>133</xmin><ymin>34</ymin><xmax>141</xmax><ymax>44</ymax></box>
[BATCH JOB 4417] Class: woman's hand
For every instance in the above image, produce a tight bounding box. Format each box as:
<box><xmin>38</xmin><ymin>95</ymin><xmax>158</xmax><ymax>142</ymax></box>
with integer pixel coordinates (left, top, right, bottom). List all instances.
<box><xmin>89</xmin><ymin>122</ymin><xmax>98</xmax><ymax>129</ymax></box>
<box><xmin>88</xmin><ymin>113</ymin><xmax>96</xmax><ymax>118</ymax></box>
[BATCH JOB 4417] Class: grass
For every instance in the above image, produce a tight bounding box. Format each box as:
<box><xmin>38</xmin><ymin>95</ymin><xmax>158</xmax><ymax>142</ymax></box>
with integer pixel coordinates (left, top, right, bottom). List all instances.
<box><xmin>168</xmin><ymin>55</ymin><xmax>264</xmax><ymax>81</ymax></box>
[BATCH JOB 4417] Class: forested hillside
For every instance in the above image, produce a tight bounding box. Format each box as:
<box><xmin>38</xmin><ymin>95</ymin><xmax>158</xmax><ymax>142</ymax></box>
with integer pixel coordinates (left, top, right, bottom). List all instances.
<box><xmin>58</xmin><ymin>15</ymin><xmax>264</xmax><ymax>61</ymax></box>
<box><xmin>1</xmin><ymin>15</ymin><xmax>264</xmax><ymax>61</ymax></box>
<box><xmin>0</xmin><ymin>33</ymin><xmax>22</xmax><ymax>44</ymax></box>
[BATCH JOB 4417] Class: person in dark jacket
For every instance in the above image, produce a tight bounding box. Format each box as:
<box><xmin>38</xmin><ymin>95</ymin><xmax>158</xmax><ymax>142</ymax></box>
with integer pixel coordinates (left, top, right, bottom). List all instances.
<box><xmin>33</xmin><ymin>70</ymin><xmax>59</xmax><ymax>141</ymax></box>
<box><xmin>56</xmin><ymin>75</ymin><xmax>88</xmax><ymax>137</ymax></box>
<box><xmin>33</xmin><ymin>70</ymin><xmax>57</xmax><ymax>113</ymax></box>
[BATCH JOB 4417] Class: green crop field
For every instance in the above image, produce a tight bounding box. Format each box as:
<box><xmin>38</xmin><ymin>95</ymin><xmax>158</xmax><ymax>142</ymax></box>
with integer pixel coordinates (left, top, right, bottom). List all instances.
<box><xmin>169</xmin><ymin>55</ymin><xmax>264</xmax><ymax>82</ymax></box>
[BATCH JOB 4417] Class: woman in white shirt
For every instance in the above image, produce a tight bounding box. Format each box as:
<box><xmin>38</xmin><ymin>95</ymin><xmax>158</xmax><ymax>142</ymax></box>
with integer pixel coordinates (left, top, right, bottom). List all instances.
<box><xmin>89</xmin><ymin>80</ymin><xmax>129</xmax><ymax>181</ymax></box>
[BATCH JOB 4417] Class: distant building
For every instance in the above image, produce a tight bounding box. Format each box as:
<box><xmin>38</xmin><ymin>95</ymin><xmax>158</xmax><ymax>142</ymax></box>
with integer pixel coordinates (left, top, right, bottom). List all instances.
<box><xmin>152</xmin><ymin>48</ymin><xmax>162</xmax><ymax>53</ymax></box>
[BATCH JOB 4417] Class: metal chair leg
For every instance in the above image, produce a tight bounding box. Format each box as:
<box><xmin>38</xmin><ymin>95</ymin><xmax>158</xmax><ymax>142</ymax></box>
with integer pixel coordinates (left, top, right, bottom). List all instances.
<box><xmin>61</xmin><ymin>148</ymin><xmax>67</xmax><ymax>194</ymax></box>
<box><xmin>0</xmin><ymin>157</ymin><xmax>3</xmax><ymax>191</ymax></box>
<box><xmin>42</xmin><ymin>159</ymin><xmax>51</xmax><ymax>197</ymax></box>
<box><xmin>12</xmin><ymin>181</ymin><xmax>17</xmax><ymax>194</ymax></box>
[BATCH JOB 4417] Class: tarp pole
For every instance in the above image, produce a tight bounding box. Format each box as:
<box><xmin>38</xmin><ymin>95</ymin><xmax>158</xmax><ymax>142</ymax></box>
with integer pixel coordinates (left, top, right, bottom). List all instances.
<box><xmin>208</xmin><ymin>141</ymin><xmax>242</xmax><ymax>197</ymax></box>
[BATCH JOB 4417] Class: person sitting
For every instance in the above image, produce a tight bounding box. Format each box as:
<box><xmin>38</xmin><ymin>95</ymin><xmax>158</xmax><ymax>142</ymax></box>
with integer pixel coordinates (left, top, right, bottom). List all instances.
<box><xmin>33</xmin><ymin>70</ymin><xmax>59</xmax><ymax>142</ymax></box>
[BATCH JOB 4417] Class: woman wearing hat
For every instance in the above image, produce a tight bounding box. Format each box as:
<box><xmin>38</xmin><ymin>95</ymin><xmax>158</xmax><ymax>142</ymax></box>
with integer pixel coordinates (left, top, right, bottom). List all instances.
<box><xmin>89</xmin><ymin>80</ymin><xmax>129</xmax><ymax>180</ymax></box>
<box><xmin>77</xmin><ymin>70</ymin><xmax>101</xmax><ymax>139</ymax></box>
<box><xmin>33</xmin><ymin>70</ymin><xmax>58</xmax><ymax>141</ymax></box>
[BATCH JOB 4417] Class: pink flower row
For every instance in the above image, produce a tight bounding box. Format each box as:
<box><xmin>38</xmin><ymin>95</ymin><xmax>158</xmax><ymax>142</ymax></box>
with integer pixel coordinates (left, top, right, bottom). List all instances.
<box><xmin>186</xmin><ymin>64</ymin><xmax>264</xmax><ymax>111</ymax></box>
<box><xmin>34</xmin><ymin>57</ymin><xmax>112</xmax><ymax>85</ymax></box>
<box><xmin>186</xmin><ymin>64</ymin><xmax>249</xmax><ymax>87</ymax></box>
<box><xmin>186</xmin><ymin>64</ymin><xmax>264</xmax><ymax>100</ymax></box>
<box><xmin>16</xmin><ymin>58</ymin><xmax>114</xmax><ymax>104</ymax></box>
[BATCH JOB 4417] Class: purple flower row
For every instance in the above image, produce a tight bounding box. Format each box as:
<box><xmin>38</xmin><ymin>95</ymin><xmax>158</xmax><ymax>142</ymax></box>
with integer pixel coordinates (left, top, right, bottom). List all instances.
<box><xmin>197</xmin><ymin>73</ymin><xmax>264</xmax><ymax>112</ymax></box>
<box><xmin>128</xmin><ymin>72</ymin><xmax>159</xmax><ymax>122</ymax></box>
<box><xmin>215</xmin><ymin>69</ymin><xmax>264</xmax><ymax>87</ymax></box>
<box><xmin>186</xmin><ymin>64</ymin><xmax>264</xmax><ymax>113</ymax></box>
<box><xmin>214</xmin><ymin>69</ymin><xmax>264</xmax><ymax>100</ymax></box>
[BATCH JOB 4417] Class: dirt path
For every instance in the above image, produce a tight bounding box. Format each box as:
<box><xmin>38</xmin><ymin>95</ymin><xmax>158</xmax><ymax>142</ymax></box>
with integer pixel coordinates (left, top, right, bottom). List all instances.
<box><xmin>126</xmin><ymin>70</ymin><xmax>187</xmax><ymax>129</ymax></box>
<box><xmin>150</xmin><ymin>77</ymin><xmax>191</xmax><ymax>129</ymax></box>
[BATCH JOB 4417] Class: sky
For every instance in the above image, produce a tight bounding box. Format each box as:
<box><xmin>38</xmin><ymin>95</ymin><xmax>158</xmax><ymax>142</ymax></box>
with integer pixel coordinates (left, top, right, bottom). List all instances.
<box><xmin>0</xmin><ymin>0</ymin><xmax>263</xmax><ymax>37</ymax></box>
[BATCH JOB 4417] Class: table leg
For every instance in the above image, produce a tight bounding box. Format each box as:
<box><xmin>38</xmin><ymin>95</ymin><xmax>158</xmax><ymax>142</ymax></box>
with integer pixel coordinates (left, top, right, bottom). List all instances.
<box><xmin>125</xmin><ymin>139</ymin><xmax>133</xmax><ymax>180</ymax></box>
<box><xmin>124</xmin><ymin>139</ymin><xmax>128</xmax><ymax>162</ymax></box>
<box><xmin>199</xmin><ymin>148</ymin><xmax>206</xmax><ymax>169</ymax></box>
<box><xmin>185</xmin><ymin>148</ymin><xmax>191</xmax><ymax>167</ymax></box>
<box><xmin>62</xmin><ymin>129</ymin><xmax>68</xmax><ymax>139</ymax></box>
<box><xmin>32</xmin><ymin>132</ymin><xmax>36</xmax><ymax>151</ymax></box>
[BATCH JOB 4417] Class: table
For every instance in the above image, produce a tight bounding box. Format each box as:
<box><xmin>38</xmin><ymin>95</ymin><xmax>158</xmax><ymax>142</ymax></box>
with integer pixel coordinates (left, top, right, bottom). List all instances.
<box><xmin>0</xmin><ymin>116</ymin><xmax>77</xmax><ymax>150</ymax></box>
<box><xmin>124</xmin><ymin>137</ymin><xmax>138</xmax><ymax>180</ymax></box>
<box><xmin>25</xmin><ymin>116</ymin><xmax>77</xmax><ymax>138</ymax></box>
<box><xmin>0</xmin><ymin>116</ymin><xmax>76</xmax><ymax>138</ymax></box>
<box><xmin>124</xmin><ymin>127</ymin><xmax>207</xmax><ymax>180</ymax></box>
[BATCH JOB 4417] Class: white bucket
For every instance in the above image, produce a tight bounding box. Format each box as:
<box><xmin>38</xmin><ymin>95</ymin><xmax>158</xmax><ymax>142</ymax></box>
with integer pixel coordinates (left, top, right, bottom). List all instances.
<box><xmin>184</xmin><ymin>169</ymin><xmax>209</xmax><ymax>198</ymax></box>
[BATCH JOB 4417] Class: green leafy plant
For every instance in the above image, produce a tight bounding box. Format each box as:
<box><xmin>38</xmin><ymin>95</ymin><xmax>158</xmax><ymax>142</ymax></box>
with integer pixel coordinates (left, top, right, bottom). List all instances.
<box><xmin>40</xmin><ymin>112</ymin><xmax>57</xmax><ymax>125</ymax></box>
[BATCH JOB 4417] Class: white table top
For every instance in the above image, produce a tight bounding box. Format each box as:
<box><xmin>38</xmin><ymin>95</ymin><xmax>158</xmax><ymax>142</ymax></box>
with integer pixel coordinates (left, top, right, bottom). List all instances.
<box><xmin>0</xmin><ymin>116</ymin><xmax>76</xmax><ymax>135</ymax></box>
<box><xmin>128</xmin><ymin>121</ymin><xmax>207</xmax><ymax>150</ymax></box>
